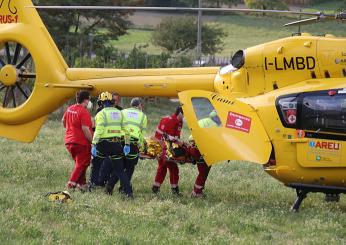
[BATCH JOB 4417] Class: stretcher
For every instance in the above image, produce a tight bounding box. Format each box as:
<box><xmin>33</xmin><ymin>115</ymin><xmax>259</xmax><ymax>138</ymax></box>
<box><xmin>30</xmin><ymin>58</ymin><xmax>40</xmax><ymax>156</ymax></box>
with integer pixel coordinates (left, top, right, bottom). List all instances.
<box><xmin>140</xmin><ymin>138</ymin><xmax>198</xmax><ymax>164</ymax></box>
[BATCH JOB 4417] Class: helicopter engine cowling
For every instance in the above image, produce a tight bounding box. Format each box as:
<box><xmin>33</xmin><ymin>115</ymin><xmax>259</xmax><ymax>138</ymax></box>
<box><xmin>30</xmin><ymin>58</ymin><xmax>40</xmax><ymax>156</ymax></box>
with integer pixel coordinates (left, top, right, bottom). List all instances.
<box><xmin>215</xmin><ymin>34</ymin><xmax>346</xmax><ymax>98</ymax></box>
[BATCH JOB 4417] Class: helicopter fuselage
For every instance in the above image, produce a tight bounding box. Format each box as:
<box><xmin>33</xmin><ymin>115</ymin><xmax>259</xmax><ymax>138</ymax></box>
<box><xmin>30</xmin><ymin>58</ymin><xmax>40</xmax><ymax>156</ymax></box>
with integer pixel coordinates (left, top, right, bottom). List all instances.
<box><xmin>210</xmin><ymin>34</ymin><xmax>346</xmax><ymax>187</ymax></box>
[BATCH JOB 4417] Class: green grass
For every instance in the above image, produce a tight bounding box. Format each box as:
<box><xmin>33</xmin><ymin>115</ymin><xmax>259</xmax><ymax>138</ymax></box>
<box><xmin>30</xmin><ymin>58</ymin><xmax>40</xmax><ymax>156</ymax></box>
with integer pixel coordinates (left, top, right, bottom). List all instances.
<box><xmin>1</xmin><ymin>99</ymin><xmax>346</xmax><ymax>244</ymax></box>
<box><xmin>302</xmin><ymin>0</ymin><xmax>344</xmax><ymax>12</ymax></box>
<box><xmin>109</xmin><ymin>29</ymin><xmax>163</xmax><ymax>54</ymax></box>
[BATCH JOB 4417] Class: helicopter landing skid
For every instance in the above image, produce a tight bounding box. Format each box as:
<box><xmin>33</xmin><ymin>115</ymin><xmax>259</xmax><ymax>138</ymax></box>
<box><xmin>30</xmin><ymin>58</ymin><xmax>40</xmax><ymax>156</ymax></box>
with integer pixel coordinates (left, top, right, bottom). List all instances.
<box><xmin>288</xmin><ymin>183</ymin><xmax>346</xmax><ymax>212</ymax></box>
<box><xmin>291</xmin><ymin>189</ymin><xmax>308</xmax><ymax>212</ymax></box>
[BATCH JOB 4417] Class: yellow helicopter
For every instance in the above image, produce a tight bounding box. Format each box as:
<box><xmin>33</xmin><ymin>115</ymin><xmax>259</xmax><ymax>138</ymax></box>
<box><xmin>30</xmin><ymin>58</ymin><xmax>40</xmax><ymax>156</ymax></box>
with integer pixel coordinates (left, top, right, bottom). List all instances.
<box><xmin>1</xmin><ymin>0</ymin><xmax>346</xmax><ymax>211</ymax></box>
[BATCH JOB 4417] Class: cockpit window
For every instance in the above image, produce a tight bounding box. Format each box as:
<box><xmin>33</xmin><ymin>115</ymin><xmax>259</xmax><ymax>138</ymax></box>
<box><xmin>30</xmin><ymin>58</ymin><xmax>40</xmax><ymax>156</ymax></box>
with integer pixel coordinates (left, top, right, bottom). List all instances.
<box><xmin>191</xmin><ymin>97</ymin><xmax>222</xmax><ymax>128</ymax></box>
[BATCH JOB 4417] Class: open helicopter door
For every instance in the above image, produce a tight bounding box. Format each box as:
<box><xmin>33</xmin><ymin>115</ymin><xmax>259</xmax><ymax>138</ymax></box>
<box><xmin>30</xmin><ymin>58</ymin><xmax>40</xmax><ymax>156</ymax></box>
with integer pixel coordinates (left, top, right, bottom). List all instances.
<box><xmin>179</xmin><ymin>90</ymin><xmax>272</xmax><ymax>165</ymax></box>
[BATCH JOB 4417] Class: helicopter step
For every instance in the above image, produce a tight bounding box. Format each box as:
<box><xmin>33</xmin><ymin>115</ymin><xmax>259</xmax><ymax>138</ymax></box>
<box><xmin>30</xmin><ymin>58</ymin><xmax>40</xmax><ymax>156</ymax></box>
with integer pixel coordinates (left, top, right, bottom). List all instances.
<box><xmin>288</xmin><ymin>183</ymin><xmax>346</xmax><ymax>212</ymax></box>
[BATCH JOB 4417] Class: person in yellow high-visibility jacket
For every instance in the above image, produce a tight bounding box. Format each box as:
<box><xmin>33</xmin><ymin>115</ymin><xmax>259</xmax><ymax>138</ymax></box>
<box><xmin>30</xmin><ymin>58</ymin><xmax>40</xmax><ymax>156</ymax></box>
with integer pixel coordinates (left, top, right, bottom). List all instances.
<box><xmin>123</xmin><ymin>98</ymin><xmax>147</xmax><ymax>180</ymax></box>
<box><xmin>109</xmin><ymin>98</ymin><xmax>147</xmax><ymax>193</ymax></box>
<box><xmin>91</xmin><ymin>91</ymin><xmax>132</xmax><ymax>198</ymax></box>
<box><xmin>197</xmin><ymin>110</ymin><xmax>221</xmax><ymax>128</ymax></box>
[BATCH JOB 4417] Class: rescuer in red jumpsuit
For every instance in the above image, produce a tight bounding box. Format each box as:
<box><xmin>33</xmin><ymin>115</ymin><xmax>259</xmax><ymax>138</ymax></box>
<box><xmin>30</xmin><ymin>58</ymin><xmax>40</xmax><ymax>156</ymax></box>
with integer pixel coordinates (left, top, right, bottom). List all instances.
<box><xmin>185</xmin><ymin>136</ymin><xmax>211</xmax><ymax>198</ymax></box>
<box><xmin>63</xmin><ymin>90</ymin><xmax>93</xmax><ymax>192</ymax></box>
<box><xmin>152</xmin><ymin>106</ymin><xmax>184</xmax><ymax>195</ymax></box>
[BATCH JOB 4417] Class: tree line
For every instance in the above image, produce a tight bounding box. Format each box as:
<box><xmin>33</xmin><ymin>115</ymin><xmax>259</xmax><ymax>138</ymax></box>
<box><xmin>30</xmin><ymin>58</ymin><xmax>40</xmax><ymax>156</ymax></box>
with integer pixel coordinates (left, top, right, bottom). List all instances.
<box><xmin>34</xmin><ymin>0</ymin><xmax>344</xmax><ymax>68</ymax></box>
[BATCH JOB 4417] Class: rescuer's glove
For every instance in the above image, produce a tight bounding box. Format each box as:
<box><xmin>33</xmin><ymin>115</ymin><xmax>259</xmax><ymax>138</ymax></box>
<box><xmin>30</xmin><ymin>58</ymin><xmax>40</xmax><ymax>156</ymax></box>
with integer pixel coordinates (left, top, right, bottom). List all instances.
<box><xmin>91</xmin><ymin>145</ymin><xmax>97</xmax><ymax>157</ymax></box>
<box><xmin>123</xmin><ymin>145</ymin><xmax>131</xmax><ymax>156</ymax></box>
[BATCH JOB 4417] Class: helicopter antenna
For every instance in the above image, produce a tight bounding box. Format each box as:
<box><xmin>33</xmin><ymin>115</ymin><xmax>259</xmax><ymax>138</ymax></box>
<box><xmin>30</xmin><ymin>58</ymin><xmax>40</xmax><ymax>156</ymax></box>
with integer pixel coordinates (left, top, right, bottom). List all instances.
<box><xmin>27</xmin><ymin>6</ymin><xmax>346</xmax><ymax>27</ymax></box>
<box><xmin>298</xmin><ymin>9</ymin><xmax>302</xmax><ymax>35</ymax></box>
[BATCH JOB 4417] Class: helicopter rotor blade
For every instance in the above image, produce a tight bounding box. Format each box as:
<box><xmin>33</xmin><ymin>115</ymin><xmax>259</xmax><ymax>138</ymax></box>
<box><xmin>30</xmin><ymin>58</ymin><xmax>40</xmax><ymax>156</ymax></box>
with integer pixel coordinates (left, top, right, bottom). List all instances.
<box><xmin>10</xmin><ymin>86</ymin><xmax>16</xmax><ymax>108</ymax></box>
<box><xmin>284</xmin><ymin>17</ymin><xmax>321</xmax><ymax>27</ymax></box>
<box><xmin>12</xmin><ymin>43</ymin><xmax>22</xmax><ymax>65</ymax></box>
<box><xmin>18</xmin><ymin>73</ymin><xmax>36</xmax><ymax>79</ymax></box>
<box><xmin>27</xmin><ymin>5</ymin><xmax>331</xmax><ymax>16</ymax></box>
<box><xmin>15</xmin><ymin>83</ymin><xmax>30</xmax><ymax>99</ymax></box>
<box><xmin>0</xmin><ymin>85</ymin><xmax>5</xmax><ymax>92</ymax></box>
<box><xmin>5</xmin><ymin>42</ymin><xmax>11</xmax><ymax>64</ymax></box>
<box><xmin>16</xmin><ymin>53</ymin><xmax>32</xmax><ymax>69</ymax></box>
<box><xmin>27</xmin><ymin>5</ymin><xmax>346</xmax><ymax>26</ymax></box>
<box><xmin>3</xmin><ymin>86</ymin><xmax>9</xmax><ymax>107</ymax></box>
<box><xmin>0</xmin><ymin>57</ymin><xmax>5</xmax><ymax>67</ymax></box>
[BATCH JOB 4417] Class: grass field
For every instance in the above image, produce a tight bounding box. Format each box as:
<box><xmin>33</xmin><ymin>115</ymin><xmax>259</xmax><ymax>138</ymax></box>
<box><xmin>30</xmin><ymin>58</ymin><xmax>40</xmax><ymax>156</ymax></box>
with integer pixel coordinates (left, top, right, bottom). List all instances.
<box><xmin>113</xmin><ymin>0</ymin><xmax>346</xmax><ymax>56</ymax></box>
<box><xmin>1</xmin><ymin>99</ymin><xmax>346</xmax><ymax>244</ymax></box>
<box><xmin>2</xmin><ymin>1</ymin><xmax>346</xmax><ymax>244</ymax></box>
<box><xmin>109</xmin><ymin>29</ymin><xmax>161</xmax><ymax>54</ymax></box>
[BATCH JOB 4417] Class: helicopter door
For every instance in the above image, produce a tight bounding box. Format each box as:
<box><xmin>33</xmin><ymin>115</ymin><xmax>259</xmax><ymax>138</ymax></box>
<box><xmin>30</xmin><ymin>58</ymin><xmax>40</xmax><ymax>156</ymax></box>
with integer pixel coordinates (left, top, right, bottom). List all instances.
<box><xmin>294</xmin><ymin>90</ymin><xmax>346</xmax><ymax>167</ymax></box>
<box><xmin>178</xmin><ymin>90</ymin><xmax>272</xmax><ymax>165</ymax></box>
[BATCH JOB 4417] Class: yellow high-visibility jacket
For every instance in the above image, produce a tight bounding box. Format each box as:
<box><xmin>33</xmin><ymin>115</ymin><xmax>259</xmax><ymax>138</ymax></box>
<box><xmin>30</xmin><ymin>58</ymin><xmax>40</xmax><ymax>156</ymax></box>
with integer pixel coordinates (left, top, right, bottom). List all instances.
<box><xmin>92</xmin><ymin>107</ymin><xmax>124</xmax><ymax>144</ymax></box>
<box><xmin>122</xmin><ymin>107</ymin><xmax>147</xmax><ymax>147</ymax></box>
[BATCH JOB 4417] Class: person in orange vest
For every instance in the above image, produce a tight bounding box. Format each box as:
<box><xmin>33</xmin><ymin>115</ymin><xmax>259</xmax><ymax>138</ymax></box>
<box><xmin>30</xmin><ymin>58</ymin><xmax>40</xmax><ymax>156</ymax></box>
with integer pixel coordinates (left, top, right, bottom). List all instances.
<box><xmin>152</xmin><ymin>106</ymin><xmax>184</xmax><ymax>195</ymax></box>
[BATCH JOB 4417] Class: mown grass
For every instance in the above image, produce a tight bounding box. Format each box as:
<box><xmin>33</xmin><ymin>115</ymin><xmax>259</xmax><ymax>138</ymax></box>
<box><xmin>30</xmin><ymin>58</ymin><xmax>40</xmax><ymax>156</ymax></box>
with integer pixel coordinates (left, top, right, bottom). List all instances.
<box><xmin>112</xmin><ymin>0</ymin><xmax>346</xmax><ymax>56</ymax></box>
<box><xmin>109</xmin><ymin>29</ymin><xmax>161</xmax><ymax>54</ymax></box>
<box><xmin>1</xmin><ymin>99</ymin><xmax>346</xmax><ymax>244</ymax></box>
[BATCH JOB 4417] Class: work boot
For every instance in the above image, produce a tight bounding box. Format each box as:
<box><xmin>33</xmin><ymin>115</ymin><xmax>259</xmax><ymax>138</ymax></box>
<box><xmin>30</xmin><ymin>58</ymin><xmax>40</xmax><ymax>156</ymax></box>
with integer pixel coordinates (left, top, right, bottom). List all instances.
<box><xmin>191</xmin><ymin>191</ymin><xmax>204</xmax><ymax>198</ymax></box>
<box><xmin>118</xmin><ymin>186</ymin><xmax>125</xmax><ymax>194</ymax></box>
<box><xmin>171</xmin><ymin>186</ymin><xmax>181</xmax><ymax>196</ymax></box>
<box><xmin>105</xmin><ymin>185</ymin><xmax>114</xmax><ymax>196</ymax></box>
<box><xmin>152</xmin><ymin>185</ymin><xmax>160</xmax><ymax>194</ymax></box>
<box><xmin>66</xmin><ymin>181</ymin><xmax>77</xmax><ymax>191</ymax></box>
<box><xmin>88</xmin><ymin>182</ymin><xmax>95</xmax><ymax>192</ymax></box>
<box><xmin>124</xmin><ymin>193</ymin><xmax>134</xmax><ymax>200</ymax></box>
<box><xmin>119</xmin><ymin>185</ymin><xmax>133</xmax><ymax>194</ymax></box>
<box><xmin>76</xmin><ymin>184</ymin><xmax>88</xmax><ymax>193</ymax></box>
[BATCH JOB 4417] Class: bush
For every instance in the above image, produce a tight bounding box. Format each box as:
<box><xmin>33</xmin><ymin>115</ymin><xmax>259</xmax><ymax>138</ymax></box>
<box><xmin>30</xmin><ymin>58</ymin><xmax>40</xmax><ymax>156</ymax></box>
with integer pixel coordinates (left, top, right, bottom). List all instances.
<box><xmin>244</xmin><ymin>0</ymin><xmax>288</xmax><ymax>10</ymax></box>
<box><xmin>152</xmin><ymin>16</ymin><xmax>226</xmax><ymax>55</ymax></box>
<box><xmin>70</xmin><ymin>45</ymin><xmax>194</xmax><ymax>69</ymax></box>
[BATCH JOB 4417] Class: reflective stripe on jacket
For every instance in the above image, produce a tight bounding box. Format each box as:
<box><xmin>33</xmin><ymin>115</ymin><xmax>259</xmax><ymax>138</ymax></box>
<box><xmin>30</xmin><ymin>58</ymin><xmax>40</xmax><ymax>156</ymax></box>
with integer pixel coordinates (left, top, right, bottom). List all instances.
<box><xmin>198</xmin><ymin>117</ymin><xmax>217</xmax><ymax>128</ymax></box>
<box><xmin>122</xmin><ymin>107</ymin><xmax>147</xmax><ymax>146</ymax></box>
<box><xmin>92</xmin><ymin>107</ymin><xmax>124</xmax><ymax>144</ymax></box>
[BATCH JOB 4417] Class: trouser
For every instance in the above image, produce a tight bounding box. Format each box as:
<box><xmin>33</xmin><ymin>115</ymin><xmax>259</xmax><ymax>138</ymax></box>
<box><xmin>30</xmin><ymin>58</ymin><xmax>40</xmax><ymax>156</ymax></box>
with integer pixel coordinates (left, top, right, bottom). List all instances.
<box><xmin>90</xmin><ymin>156</ymin><xmax>102</xmax><ymax>186</ymax></box>
<box><xmin>66</xmin><ymin>143</ymin><xmax>91</xmax><ymax>187</ymax></box>
<box><xmin>113</xmin><ymin>143</ymin><xmax>139</xmax><ymax>188</ymax></box>
<box><xmin>98</xmin><ymin>158</ymin><xmax>112</xmax><ymax>186</ymax></box>
<box><xmin>96</xmin><ymin>140</ymin><xmax>132</xmax><ymax>196</ymax></box>
<box><xmin>193</xmin><ymin>161</ymin><xmax>211</xmax><ymax>194</ymax></box>
<box><xmin>89</xmin><ymin>156</ymin><xmax>112</xmax><ymax>186</ymax></box>
<box><xmin>154</xmin><ymin>157</ymin><xmax>179</xmax><ymax>188</ymax></box>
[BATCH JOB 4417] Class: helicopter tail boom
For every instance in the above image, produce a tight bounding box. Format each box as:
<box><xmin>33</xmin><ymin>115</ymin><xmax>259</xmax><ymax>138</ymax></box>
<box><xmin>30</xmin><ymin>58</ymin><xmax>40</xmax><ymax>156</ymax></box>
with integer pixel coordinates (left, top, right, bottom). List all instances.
<box><xmin>65</xmin><ymin>67</ymin><xmax>218</xmax><ymax>97</ymax></box>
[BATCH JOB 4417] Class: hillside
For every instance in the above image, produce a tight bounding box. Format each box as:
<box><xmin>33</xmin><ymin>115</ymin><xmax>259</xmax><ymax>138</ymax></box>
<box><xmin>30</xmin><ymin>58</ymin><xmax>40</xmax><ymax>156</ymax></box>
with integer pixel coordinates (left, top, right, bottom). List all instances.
<box><xmin>112</xmin><ymin>0</ymin><xmax>346</xmax><ymax>56</ymax></box>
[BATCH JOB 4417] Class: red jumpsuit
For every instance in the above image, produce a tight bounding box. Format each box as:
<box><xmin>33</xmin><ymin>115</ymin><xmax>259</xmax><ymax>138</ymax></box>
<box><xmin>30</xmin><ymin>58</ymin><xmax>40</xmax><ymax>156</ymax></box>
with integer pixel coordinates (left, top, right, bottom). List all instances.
<box><xmin>63</xmin><ymin>104</ymin><xmax>93</xmax><ymax>189</ymax></box>
<box><xmin>153</xmin><ymin>114</ymin><xmax>183</xmax><ymax>188</ymax></box>
<box><xmin>186</xmin><ymin>144</ymin><xmax>211</xmax><ymax>196</ymax></box>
